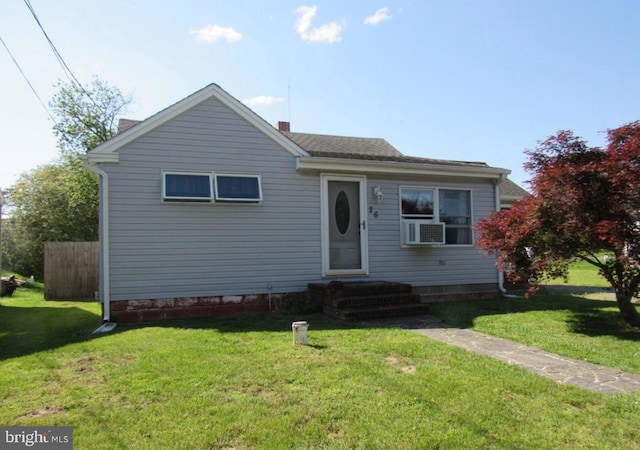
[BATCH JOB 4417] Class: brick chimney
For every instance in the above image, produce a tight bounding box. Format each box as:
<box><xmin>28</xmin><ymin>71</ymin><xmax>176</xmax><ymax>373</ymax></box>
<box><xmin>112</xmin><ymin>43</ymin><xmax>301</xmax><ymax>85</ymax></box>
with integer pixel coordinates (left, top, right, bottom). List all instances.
<box><xmin>276</xmin><ymin>121</ymin><xmax>290</xmax><ymax>132</ymax></box>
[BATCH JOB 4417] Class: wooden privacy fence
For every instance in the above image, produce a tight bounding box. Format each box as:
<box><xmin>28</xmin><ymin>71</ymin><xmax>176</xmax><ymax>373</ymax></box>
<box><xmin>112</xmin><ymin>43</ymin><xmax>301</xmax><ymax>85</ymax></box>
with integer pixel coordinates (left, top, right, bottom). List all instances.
<box><xmin>44</xmin><ymin>242</ymin><xmax>99</xmax><ymax>300</ymax></box>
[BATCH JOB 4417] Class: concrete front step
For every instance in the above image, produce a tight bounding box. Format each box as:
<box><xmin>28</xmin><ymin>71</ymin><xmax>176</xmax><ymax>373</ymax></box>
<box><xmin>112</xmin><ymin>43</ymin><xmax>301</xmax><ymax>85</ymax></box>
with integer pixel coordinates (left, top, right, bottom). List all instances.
<box><xmin>308</xmin><ymin>280</ymin><xmax>413</xmax><ymax>302</ymax></box>
<box><xmin>310</xmin><ymin>280</ymin><xmax>429</xmax><ymax>321</ymax></box>
<box><xmin>332</xmin><ymin>293</ymin><xmax>422</xmax><ymax>309</ymax></box>
<box><xmin>324</xmin><ymin>303</ymin><xmax>430</xmax><ymax>321</ymax></box>
<box><xmin>338</xmin><ymin>281</ymin><xmax>413</xmax><ymax>297</ymax></box>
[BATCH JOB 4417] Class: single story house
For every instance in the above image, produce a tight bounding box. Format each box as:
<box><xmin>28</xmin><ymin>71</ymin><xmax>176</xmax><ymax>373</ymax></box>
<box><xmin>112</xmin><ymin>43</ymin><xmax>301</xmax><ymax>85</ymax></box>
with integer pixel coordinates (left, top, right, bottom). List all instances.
<box><xmin>85</xmin><ymin>83</ymin><xmax>520</xmax><ymax>323</ymax></box>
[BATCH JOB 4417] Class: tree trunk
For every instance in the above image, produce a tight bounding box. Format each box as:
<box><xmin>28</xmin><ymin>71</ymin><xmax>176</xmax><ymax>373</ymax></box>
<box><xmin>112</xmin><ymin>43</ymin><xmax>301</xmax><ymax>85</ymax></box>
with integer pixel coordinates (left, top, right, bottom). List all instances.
<box><xmin>615</xmin><ymin>289</ymin><xmax>640</xmax><ymax>328</ymax></box>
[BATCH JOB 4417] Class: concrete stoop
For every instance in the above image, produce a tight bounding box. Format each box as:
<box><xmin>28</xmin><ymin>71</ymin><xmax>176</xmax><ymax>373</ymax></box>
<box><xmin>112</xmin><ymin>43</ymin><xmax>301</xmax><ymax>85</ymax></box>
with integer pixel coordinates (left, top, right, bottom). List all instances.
<box><xmin>309</xmin><ymin>280</ymin><xmax>429</xmax><ymax>320</ymax></box>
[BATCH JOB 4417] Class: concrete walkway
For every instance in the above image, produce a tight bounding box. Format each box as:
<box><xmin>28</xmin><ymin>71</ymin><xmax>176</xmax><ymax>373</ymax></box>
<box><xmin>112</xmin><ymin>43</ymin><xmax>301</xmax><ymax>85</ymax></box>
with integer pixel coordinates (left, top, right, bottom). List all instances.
<box><xmin>368</xmin><ymin>315</ymin><xmax>640</xmax><ymax>394</ymax></box>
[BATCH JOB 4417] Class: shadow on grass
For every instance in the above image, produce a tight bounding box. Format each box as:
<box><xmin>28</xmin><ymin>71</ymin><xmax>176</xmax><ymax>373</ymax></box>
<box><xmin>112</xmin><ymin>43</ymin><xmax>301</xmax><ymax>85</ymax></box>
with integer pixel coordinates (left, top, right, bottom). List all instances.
<box><xmin>1</xmin><ymin>282</ymin><xmax>374</xmax><ymax>360</ymax></box>
<box><xmin>566</xmin><ymin>309</ymin><xmax>640</xmax><ymax>340</ymax></box>
<box><xmin>116</xmin><ymin>311</ymin><xmax>355</xmax><ymax>335</ymax></box>
<box><xmin>0</xmin><ymin>302</ymin><xmax>103</xmax><ymax>360</ymax></box>
<box><xmin>428</xmin><ymin>294</ymin><xmax>640</xmax><ymax>342</ymax></box>
<box><xmin>7</xmin><ymin>286</ymin><xmax>637</xmax><ymax>361</ymax></box>
<box><xmin>0</xmin><ymin>302</ymin><xmax>352</xmax><ymax>360</ymax></box>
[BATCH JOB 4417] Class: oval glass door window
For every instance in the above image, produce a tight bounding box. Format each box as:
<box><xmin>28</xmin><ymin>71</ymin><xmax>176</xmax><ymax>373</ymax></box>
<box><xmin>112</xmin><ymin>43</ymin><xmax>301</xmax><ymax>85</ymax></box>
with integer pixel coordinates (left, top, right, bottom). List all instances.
<box><xmin>335</xmin><ymin>190</ymin><xmax>350</xmax><ymax>234</ymax></box>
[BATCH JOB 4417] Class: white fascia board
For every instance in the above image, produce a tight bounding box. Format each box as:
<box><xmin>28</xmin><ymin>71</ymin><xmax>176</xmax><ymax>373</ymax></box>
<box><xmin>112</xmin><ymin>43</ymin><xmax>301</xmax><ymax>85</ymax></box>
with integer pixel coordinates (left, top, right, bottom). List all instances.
<box><xmin>88</xmin><ymin>84</ymin><xmax>308</xmax><ymax>160</ymax></box>
<box><xmin>84</xmin><ymin>152</ymin><xmax>119</xmax><ymax>164</ymax></box>
<box><xmin>296</xmin><ymin>157</ymin><xmax>511</xmax><ymax>179</ymax></box>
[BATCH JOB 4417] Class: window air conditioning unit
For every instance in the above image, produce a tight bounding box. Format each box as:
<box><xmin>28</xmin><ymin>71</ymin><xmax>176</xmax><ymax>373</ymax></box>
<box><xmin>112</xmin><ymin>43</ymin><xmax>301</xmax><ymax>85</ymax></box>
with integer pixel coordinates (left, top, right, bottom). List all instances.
<box><xmin>402</xmin><ymin>220</ymin><xmax>445</xmax><ymax>245</ymax></box>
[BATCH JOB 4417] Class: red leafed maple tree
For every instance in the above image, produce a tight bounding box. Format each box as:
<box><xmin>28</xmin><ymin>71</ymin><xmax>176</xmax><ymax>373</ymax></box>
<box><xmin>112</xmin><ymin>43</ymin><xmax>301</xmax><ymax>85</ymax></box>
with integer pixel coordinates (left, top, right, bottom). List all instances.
<box><xmin>477</xmin><ymin>121</ymin><xmax>640</xmax><ymax>328</ymax></box>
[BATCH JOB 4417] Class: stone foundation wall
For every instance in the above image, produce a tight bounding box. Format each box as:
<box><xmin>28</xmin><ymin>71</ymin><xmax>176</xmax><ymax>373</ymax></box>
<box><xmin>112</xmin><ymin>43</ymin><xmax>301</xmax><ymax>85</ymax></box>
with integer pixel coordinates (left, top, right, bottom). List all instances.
<box><xmin>110</xmin><ymin>293</ymin><xmax>294</xmax><ymax>323</ymax></box>
<box><xmin>108</xmin><ymin>282</ymin><xmax>501</xmax><ymax>322</ymax></box>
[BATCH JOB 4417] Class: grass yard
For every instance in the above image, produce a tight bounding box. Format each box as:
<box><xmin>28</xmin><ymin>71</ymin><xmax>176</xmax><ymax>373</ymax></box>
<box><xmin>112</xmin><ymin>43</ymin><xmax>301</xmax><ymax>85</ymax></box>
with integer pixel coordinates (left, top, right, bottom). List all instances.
<box><xmin>545</xmin><ymin>256</ymin><xmax>611</xmax><ymax>288</ymax></box>
<box><xmin>1</xmin><ymin>282</ymin><xmax>640</xmax><ymax>449</ymax></box>
<box><xmin>429</xmin><ymin>294</ymin><xmax>640</xmax><ymax>374</ymax></box>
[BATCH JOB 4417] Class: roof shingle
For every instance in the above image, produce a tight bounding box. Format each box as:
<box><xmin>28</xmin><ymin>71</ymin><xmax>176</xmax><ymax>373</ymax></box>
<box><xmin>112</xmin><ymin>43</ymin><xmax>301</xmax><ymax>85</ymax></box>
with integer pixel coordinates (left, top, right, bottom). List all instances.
<box><xmin>282</xmin><ymin>131</ymin><xmax>490</xmax><ymax>168</ymax></box>
<box><xmin>281</xmin><ymin>131</ymin><xmax>403</xmax><ymax>158</ymax></box>
<box><xmin>500</xmin><ymin>178</ymin><xmax>529</xmax><ymax>198</ymax></box>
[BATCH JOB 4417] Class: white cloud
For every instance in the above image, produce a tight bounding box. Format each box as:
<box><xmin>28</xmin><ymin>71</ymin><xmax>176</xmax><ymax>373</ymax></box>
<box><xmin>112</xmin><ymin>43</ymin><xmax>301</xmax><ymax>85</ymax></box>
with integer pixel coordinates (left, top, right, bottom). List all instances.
<box><xmin>189</xmin><ymin>25</ymin><xmax>243</xmax><ymax>43</ymax></box>
<box><xmin>295</xmin><ymin>5</ymin><xmax>343</xmax><ymax>43</ymax></box>
<box><xmin>364</xmin><ymin>7</ymin><xmax>391</xmax><ymax>25</ymax></box>
<box><xmin>242</xmin><ymin>96</ymin><xmax>286</xmax><ymax>106</ymax></box>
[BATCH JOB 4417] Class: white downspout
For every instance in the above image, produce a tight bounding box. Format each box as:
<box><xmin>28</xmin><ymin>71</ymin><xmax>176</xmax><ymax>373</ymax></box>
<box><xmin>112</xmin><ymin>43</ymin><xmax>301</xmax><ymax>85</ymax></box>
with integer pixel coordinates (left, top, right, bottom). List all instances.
<box><xmin>494</xmin><ymin>176</ymin><xmax>520</xmax><ymax>298</ymax></box>
<box><xmin>498</xmin><ymin>270</ymin><xmax>508</xmax><ymax>296</ymax></box>
<box><xmin>83</xmin><ymin>158</ymin><xmax>111</xmax><ymax>322</ymax></box>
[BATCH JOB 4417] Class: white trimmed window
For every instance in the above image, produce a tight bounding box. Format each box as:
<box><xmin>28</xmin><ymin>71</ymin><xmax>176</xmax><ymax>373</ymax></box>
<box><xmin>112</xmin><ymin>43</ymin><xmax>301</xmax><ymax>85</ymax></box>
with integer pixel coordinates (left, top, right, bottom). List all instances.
<box><xmin>214</xmin><ymin>174</ymin><xmax>262</xmax><ymax>202</ymax></box>
<box><xmin>439</xmin><ymin>189</ymin><xmax>472</xmax><ymax>245</ymax></box>
<box><xmin>400</xmin><ymin>187</ymin><xmax>473</xmax><ymax>245</ymax></box>
<box><xmin>401</xmin><ymin>188</ymin><xmax>435</xmax><ymax>219</ymax></box>
<box><xmin>163</xmin><ymin>172</ymin><xmax>213</xmax><ymax>202</ymax></box>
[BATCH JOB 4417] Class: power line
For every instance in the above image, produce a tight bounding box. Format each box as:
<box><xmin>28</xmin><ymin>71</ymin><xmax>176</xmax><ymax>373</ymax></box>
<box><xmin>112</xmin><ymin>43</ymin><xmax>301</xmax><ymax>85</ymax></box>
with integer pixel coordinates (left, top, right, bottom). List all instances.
<box><xmin>23</xmin><ymin>0</ymin><xmax>82</xmax><ymax>88</ymax></box>
<box><xmin>22</xmin><ymin>0</ymin><xmax>102</xmax><ymax>113</ymax></box>
<box><xmin>0</xmin><ymin>35</ymin><xmax>56</xmax><ymax>123</ymax></box>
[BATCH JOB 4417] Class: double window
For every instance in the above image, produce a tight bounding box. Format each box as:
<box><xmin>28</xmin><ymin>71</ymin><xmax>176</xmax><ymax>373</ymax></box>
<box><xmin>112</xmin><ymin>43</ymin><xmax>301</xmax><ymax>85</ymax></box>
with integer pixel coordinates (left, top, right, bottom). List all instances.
<box><xmin>162</xmin><ymin>171</ymin><xmax>262</xmax><ymax>203</ymax></box>
<box><xmin>400</xmin><ymin>187</ymin><xmax>472</xmax><ymax>245</ymax></box>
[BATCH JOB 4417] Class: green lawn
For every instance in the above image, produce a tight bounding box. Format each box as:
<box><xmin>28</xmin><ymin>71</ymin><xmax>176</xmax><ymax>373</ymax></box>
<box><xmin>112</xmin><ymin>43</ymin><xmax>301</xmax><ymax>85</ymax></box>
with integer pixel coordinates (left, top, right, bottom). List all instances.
<box><xmin>545</xmin><ymin>256</ymin><xmax>612</xmax><ymax>288</ymax></box>
<box><xmin>429</xmin><ymin>294</ymin><xmax>640</xmax><ymax>374</ymax></box>
<box><xmin>1</xmin><ymin>283</ymin><xmax>640</xmax><ymax>449</ymax></box>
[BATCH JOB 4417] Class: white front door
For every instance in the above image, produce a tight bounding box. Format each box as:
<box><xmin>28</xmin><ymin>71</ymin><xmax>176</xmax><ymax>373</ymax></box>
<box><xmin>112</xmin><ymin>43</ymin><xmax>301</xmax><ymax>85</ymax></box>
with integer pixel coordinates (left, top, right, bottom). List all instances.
<box><xmin>322</xmin><ymin>174</ymin><xmax>368</xmax><ymax>276</ymax></box>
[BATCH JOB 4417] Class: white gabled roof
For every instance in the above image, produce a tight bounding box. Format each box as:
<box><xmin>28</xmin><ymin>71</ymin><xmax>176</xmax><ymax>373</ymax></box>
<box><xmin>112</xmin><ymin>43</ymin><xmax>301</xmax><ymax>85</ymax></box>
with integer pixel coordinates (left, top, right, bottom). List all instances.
<box><xmin>86</xmin><ymin>83</ymin><xmax>309</xmax><ymax>164</ymax></box>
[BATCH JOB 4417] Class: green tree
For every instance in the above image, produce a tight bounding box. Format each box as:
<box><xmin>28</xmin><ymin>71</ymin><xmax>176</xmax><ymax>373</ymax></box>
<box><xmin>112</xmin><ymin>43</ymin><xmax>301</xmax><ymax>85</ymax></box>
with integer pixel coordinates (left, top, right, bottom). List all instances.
<box><xmin>2</xmin><ymin>78</ymin><xmax>129</xmax><ymax>279</ymax></box>
<box><xmin>477</xmin><ymin>122</ymin><xmax>640</xmax><ymax>328</ymax></box>
<box><xmin>51</xmin><ymin>76</ymin><xmax>130</xmax><ymax>156</ymax></box>
<box><xmin>2</xmin><ymin>162</ymin><xmax>97</xmax><ymax>279</ymax></box>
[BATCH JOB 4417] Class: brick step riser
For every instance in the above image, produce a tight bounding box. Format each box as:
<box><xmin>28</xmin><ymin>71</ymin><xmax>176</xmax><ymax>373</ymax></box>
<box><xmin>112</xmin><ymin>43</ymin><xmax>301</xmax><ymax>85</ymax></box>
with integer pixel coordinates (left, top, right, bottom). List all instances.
<box><xmin>340</xmin><ymin>285</ymin><xmax>413</xmax><ymax>297</ymax></box>
<box><xmin>331</xmin><ymin>294</ymin><xmax>422</xmax><ymax>309</ymax></box>
<box><xmin>310</xmin><ymin>281</ymin><xmax>428</xmax><ymax>321</ymax></box>
<box><xmin>324</xmin><ymin>304</ymin><xmax>430</xmax><ymax>321</ymax></box>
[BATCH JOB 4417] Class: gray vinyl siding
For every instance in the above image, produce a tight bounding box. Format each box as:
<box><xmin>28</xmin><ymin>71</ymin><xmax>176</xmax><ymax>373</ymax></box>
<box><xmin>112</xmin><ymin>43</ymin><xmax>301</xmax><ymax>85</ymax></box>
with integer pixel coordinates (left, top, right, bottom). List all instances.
<box><xmin>103</xmin><ymin>96</ymin><xmax>499</xmax><ymax>302</ymax></box>
<box><xmin>363</xmin><ymin>176</ymin><xmax>498</xmax><ymax>287</ymax></box>
<box><xmin>104</xmin><ymin>98</ymin><xmax>321</xmax><ymax>300</ymax></box>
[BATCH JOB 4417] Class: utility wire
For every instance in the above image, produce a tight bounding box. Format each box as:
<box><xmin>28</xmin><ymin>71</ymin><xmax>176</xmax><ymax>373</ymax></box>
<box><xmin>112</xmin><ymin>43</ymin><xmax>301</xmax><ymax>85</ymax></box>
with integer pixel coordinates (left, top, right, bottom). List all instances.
<box><xmin>0</xmin><ymin>35</ymin><xmax>56</xmax><ymax>123</ymax></box>
<box><xmin>23</xmin><ymin>0</ymin><xmax>81</xmax><ymax>87</ymax></box>
<box><xmin>23</xmin><ymin>0</ymin><xmax>103</xmax><ymax>113</ymax></box>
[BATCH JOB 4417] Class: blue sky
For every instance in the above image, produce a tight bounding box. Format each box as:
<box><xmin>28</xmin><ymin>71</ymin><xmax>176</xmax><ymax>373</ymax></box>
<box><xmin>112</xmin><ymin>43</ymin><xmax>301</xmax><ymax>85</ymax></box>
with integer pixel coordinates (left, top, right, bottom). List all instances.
<box><xmin>2</xmin><ymin>1</ymin><xmax>640</xmax><ymax>191</ymax></box>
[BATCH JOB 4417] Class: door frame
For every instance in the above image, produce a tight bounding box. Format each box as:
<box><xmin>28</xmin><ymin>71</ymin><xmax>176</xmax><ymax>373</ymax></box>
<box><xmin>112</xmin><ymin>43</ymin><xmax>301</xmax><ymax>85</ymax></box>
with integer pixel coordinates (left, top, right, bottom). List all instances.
<box><xmin>320</xmin><ymin>173</ymin><xmax>369</xmax><ymax>277</ymax></box>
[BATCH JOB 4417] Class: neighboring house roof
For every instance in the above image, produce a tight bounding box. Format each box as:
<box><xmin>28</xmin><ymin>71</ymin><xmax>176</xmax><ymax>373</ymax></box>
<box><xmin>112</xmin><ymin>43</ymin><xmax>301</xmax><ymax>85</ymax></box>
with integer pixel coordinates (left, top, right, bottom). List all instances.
<box><xmin>501</xmin><ymin>178</ymin><xmax>529</xmax><ymax>198</ymax></box>
<box><xmin>117</xmin><ymin>118</ymin><xmax>140</xmax><ymax>133</ymax></box>
<box><xmin>500</xmin><ymin>178</ymin><xmax>529</xmax><ymax>208</ymax></box>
